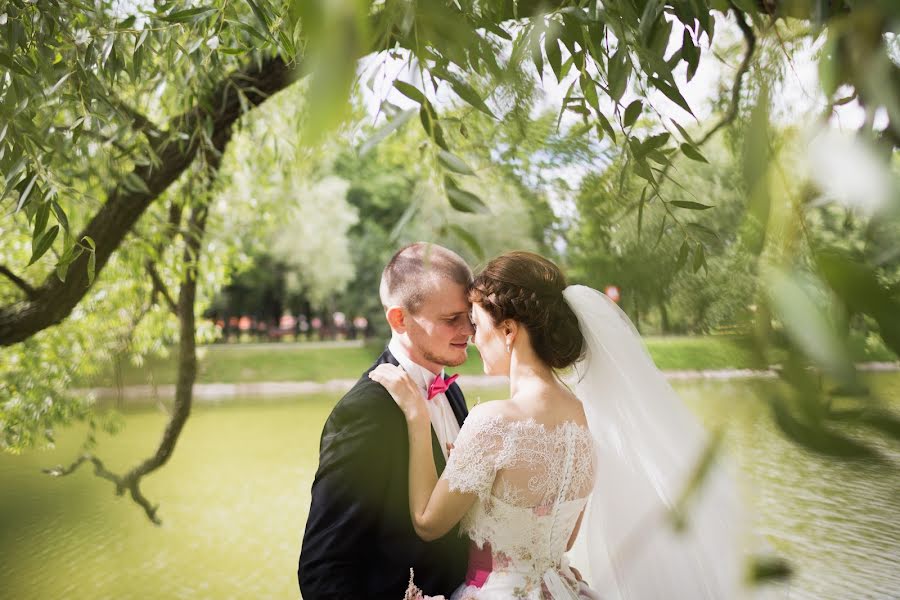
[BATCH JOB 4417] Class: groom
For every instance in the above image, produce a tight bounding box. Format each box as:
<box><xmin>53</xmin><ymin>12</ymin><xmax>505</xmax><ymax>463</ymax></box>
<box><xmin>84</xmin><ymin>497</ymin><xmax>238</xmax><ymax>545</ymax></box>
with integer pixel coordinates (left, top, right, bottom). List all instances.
<box><xmin>298</xmin><ymin>243</ymin><xmax>473</xmax><ymax>599</ymax></box>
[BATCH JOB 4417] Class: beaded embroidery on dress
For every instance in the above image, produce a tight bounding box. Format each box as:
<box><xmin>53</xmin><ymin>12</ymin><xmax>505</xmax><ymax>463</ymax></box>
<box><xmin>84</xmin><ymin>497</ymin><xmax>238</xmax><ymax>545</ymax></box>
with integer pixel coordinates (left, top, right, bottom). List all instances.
<box><xmin>414</xmin><ymin>407</ymin><xmax>599</xmax><ymax>599</ymax></box>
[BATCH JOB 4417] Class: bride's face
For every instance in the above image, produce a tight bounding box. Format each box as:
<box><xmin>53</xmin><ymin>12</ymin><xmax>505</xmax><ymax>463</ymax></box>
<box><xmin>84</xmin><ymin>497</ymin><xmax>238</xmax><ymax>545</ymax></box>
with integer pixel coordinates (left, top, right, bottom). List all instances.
<box><xmin>471</xmin><ymin>303</ymin><xmax>509</xmax><ymax>376</ymax></box>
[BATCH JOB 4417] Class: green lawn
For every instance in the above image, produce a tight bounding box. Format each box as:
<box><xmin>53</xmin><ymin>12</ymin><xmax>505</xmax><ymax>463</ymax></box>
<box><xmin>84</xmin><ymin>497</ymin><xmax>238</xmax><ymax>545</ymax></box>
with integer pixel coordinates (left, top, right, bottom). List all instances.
<box><xmin>81</xmin><ymin>341</ymin><xmax>489</xmax><ymax>387</ymax></box>
<box><xmin>81</xmin><ymin>334</ymin><xmax>896</xmax><ymax>388</ymax></box>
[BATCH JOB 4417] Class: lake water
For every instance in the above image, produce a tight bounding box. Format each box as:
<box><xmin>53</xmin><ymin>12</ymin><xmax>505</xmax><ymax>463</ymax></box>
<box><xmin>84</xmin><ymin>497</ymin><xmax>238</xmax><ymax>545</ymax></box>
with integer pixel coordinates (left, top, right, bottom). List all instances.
<box><xmin>1</xmin><ymin>376</ymin><xmax>898</xmax><ymax>599</ymax></box>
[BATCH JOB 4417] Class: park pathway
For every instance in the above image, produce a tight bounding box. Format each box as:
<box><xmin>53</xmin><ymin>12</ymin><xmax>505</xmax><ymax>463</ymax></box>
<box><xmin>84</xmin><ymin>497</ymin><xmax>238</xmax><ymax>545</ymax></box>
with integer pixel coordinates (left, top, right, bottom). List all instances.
<box><xmin>85</xmin><ymin>361</ymin><xmax>900</xmax><ymax>403</ymax></box>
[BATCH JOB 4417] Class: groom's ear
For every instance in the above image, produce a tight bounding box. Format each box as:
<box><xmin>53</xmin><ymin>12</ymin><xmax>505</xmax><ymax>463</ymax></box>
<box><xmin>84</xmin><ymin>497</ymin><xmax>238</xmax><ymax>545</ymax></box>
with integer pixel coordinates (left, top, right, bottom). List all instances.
<box><xmin>386</xmin><ymin>306</ymin><xmax>406</xmax><ymax>333</ymax></box>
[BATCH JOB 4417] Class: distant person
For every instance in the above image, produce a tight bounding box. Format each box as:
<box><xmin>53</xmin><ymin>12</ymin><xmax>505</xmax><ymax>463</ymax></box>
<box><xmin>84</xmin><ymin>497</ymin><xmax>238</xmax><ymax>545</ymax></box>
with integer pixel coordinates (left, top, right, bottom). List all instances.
<box><xmin>351</xmin><ymin>315</ymin><xmax>368</xmax><ymax>340</ymax></box>
<box><xmin>256</xmin><ymin>319</ymin><xmax>267</xmax><ymax>342</ymax></box>
<box><xmin>237</xmin><ymin>315</ymin><xmax>252</xmax><ymax>343</ymax></box>
<box><xmin>298</xmin><ymin>315</ymin><xmax>309</xmax><ymax>341</ymax></box>
<box><xmin>333</xmin><ymin>311</ymin><xmax>347</xmax><ymax>340</ymax></box>
<box><xmin>225</xmin><ymin>316</ymin><xmax>237</xmax><ymax>342</ymax></box>
<box><xmin>279</xmin><ymin>312</ymin><xmax>297</xmax><ymax>342</ymax></box>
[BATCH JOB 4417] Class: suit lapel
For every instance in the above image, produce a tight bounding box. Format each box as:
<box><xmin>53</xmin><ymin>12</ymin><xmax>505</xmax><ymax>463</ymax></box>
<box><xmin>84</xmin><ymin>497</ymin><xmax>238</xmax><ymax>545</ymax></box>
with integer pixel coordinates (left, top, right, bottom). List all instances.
<box><xmin>432</xmin><ymin>428</ymin><xmax>447</xmax><ymax>473</ymax></box>
<box><xmin>374</xmin><ymin>348</ymin><xmax>401</xmax><ymax>369</ymax></box>
<box><xmin>379</xmin><ymin>347</ymin><xmax>450</xmax><ymax>472</ymax></box>
<box><xmin>445</xmin><ymin>382</ymin><xmax>468</xmax><ymax>427</ymax></box>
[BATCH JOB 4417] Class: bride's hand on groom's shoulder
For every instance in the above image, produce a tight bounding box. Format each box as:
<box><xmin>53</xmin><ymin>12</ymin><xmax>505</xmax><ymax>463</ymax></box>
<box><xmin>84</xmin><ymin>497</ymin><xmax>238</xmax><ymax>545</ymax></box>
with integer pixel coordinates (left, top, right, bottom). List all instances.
<box><xmin>369</xmin><ymin>365</ymin><xmax>428</xmax><ymax>424</ymax></box>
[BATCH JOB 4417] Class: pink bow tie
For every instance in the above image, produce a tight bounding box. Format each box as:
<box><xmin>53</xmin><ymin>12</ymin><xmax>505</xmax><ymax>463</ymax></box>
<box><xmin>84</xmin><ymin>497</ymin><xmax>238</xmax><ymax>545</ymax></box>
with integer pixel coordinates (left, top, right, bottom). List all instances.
<box><xmin>427</xmin><ymin>373</ymin><xmax>459</xmax><ymax>400</ymax></box>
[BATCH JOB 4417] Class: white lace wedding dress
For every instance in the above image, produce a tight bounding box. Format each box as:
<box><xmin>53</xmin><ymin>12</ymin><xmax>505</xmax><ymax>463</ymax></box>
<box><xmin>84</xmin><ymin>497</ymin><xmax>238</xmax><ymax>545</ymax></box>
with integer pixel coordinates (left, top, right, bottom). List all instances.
<box><xmin>439</xmin><ymin>407</ymin><xmax>598</xmax><ymax>600</ymax></box>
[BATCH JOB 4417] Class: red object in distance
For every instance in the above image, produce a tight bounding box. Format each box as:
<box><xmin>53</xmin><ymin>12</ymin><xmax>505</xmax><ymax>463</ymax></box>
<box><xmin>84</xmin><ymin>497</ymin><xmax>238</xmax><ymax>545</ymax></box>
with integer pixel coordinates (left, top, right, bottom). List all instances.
<box><xmin>604</xmin><ymin>285</ymin><xmax>621</xmax><ymax>303</ymax></box>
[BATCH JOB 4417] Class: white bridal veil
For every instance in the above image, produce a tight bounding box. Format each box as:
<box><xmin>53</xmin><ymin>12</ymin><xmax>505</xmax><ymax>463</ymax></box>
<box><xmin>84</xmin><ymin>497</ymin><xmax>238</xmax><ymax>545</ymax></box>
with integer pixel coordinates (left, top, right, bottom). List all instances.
<box><xmin>562</xmin><ymin>285</ymin><xmax>747</xmax><ymax>599</ymax></box>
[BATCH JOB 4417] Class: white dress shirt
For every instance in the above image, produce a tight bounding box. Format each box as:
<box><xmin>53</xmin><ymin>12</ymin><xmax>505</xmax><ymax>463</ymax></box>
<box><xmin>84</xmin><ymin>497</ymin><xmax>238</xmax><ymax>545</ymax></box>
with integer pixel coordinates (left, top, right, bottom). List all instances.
<box><xmin>388</xmin><ymin>338</ymin><xmax>462</xmax><ymax>460</ymax></box>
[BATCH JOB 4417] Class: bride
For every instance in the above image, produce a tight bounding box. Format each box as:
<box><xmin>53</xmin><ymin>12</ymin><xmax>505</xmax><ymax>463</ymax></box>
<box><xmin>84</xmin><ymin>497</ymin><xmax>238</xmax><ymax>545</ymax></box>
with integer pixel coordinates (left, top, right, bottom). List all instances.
<box><xmin>370</xmin><ymin>251</ymin><xmax>746</xmax><ymax>599</ymax></box>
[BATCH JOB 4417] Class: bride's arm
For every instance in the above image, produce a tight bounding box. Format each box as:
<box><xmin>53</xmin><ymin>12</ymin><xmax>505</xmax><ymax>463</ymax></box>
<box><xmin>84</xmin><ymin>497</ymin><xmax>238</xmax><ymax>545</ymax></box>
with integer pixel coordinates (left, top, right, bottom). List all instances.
<box><xmin>405</xmin><ymin>415</ymin><xmax>477</xmax><ymax>540</ymax></box>
<box><xmin>370</xmin><ymin>364</ymin><xmax>478</xmax><ymax>542</ymax></box>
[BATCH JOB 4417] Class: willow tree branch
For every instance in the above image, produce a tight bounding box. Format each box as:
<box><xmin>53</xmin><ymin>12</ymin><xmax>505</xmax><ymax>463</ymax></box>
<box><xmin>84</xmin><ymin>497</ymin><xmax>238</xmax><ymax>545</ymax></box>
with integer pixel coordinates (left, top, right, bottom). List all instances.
<box><xmin>639</xmin><ymin>6</ymin><xmax>755</xmax><ymax>215</ymax></box>
<box><xmin>43</xmin><ymin>453</ymin><xmax>161</xmax><ymax>524</ymax></box>
<box><xmin>0</xmin><ymin>55</ymin><xmax>291</xmax><ymax>347</ymax></box>
<box><xmin>121</xmin><ymin>203</ymin><xmax>209</xmax><ymax>513</ymax></box>
<box><xmin>0</xmin><ymin>0</ymin><xmax>843</xmax><ymax>349</ymax></box>
<box><xmin>106</xmin><ymin>94</ymin><xmax>162</xmax><ymax>138</ymax></box>
<box><xmin>43</xmin><ymin>117</ymin><xmax>226</xmax><ymax>524</ymax></box>
<box><xmin>0</xmin><ymin>265</ymin><xmax>37</xmax><ymax>300</ymax></box>
<box><xmin>864</xmin><ymin>64</ymin><xmax>900</xmax><ymax>150</ymax></box>
<box><xmin>696</xmin><ymin>7</ymin><xmax>757</xmax><ymax>147</ymax></box>
<box><xmin>43</xmin><ymin>199</ymin><xmax>211</xmax><ymax>525</ymax></box>
<box><xmin>146</xmin><ymin>261</ymin><xmax>177</xmax><ymax>315</ymax></box>
<box><xmin>75</xmin><ymin>126</ymin><xmax>132</xmax><ymax>153</ymax></box>
<box><xmin>755</xmin><ymin>0</ymin><xmax>851</xmax><ymax>20</ymax></box>
<box><xmin>0</xmin><ymin>0</ymin><xmax>614</xmax><ymax>349</ymax></box>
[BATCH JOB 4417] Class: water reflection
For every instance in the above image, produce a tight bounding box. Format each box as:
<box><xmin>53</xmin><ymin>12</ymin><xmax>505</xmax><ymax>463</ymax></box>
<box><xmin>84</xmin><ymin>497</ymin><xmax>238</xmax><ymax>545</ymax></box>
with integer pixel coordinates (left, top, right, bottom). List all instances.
<box><xmin>0</xmin><ymin>378</ymin><xmax>898</xmax><ymax>598</ymax></box>
<box><xmin>676</xmin><ymin>375</ymin><xmax>900</xmax><ymax>599</ymax></box>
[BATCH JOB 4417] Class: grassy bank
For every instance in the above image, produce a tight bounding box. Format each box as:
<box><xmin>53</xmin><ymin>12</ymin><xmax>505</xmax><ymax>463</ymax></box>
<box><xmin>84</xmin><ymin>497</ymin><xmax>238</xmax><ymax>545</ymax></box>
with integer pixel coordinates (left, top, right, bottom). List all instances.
<box><xmin>82</xmin><ymin>341</ymin><xmax>486</xmax><ymax>387</ymax></box>
<box><xmin>82</xmin><ymin>334</ymin><xmax>897</xmax><ymax>388</ymax></box>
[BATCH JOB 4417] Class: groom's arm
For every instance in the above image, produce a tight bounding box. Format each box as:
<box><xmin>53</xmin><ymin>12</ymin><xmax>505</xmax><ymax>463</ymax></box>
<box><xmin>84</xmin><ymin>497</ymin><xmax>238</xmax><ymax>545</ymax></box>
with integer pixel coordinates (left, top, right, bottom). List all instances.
<box><xmin>298</xmin><ymin>381</ymin><xmax>401</xmax><ymax>598</ymax></box>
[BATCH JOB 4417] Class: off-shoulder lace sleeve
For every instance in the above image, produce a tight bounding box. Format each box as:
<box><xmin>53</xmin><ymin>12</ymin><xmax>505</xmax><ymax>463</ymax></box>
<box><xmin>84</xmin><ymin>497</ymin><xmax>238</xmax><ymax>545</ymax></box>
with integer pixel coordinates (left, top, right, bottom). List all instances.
<box><xmin>441</xmin><ymin>410</ymin><xmax>504</xmax><ymax>499</ymax></box>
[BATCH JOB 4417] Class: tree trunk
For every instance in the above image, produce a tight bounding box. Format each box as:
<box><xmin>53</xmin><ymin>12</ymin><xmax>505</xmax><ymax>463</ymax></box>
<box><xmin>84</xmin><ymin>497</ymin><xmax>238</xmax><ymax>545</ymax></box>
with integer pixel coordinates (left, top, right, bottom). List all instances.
<box><xmin>660</xmin><ymin>301</ymin><xmax>670</xmax><ymax>334</ymax></box>
<box><xmin>0</xmin><ymin>56</ymin><xmax>291</xmax><ymax>347</ymax></box>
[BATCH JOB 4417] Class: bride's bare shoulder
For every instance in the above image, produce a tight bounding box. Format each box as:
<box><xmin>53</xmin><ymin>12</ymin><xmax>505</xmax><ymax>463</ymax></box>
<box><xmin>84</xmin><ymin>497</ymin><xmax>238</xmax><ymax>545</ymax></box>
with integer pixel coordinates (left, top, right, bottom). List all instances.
<box><xmin>514</xmin><ymin>384</ymin><xmax>588</xmax><ymax>428</ymax></box>
<box><xmin>468</xmin><ymin>400</ymin><xmax>515</xmax><ymax>420</ymax></box>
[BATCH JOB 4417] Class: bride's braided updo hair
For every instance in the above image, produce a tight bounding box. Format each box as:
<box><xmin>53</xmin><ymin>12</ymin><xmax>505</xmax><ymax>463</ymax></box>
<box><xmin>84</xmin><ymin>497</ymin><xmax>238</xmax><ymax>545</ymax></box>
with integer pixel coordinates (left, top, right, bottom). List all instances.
<box><xmin>469</xmin><ymin>251</ymin><xmax>584</xmax><ymax>369</ymax></box>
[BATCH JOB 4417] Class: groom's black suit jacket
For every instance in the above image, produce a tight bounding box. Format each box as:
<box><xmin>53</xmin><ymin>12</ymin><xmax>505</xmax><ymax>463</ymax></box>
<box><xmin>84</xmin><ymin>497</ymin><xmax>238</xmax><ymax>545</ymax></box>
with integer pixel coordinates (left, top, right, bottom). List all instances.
<box><xmin>298</xmin><ymin>349</ymin><xmax>470</xmax><ymax>599</ymax></box>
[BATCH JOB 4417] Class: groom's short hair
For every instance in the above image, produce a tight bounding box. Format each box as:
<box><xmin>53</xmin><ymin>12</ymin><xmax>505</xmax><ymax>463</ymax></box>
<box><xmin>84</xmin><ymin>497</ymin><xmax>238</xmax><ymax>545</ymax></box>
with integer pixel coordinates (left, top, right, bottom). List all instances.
<box><xmin>380</xmin><ymin>243</ymin><xmax>472</xmax><ymax>314</ymax></box>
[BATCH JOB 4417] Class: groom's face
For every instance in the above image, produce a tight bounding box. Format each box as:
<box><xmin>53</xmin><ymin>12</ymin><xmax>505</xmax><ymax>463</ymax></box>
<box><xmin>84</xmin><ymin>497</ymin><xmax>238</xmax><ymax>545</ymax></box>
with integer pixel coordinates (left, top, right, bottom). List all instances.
<box><xmin>404</xmin><ymin>280</ymin><xmax>474</xmax><ymax>371</ymax></box>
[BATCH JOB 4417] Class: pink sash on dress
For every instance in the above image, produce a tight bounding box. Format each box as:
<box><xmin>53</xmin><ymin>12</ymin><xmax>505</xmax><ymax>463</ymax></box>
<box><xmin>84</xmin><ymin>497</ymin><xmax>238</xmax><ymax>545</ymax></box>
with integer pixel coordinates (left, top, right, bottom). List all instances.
<box><xmin>464</xmin><ymin>541</ymin><xmax>493</xmax><ymax>588</ymax></box>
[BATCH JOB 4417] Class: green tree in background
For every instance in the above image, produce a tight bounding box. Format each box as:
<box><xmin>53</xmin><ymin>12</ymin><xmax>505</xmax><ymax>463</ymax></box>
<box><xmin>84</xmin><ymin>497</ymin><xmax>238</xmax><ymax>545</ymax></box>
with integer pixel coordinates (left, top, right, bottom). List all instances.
<box><xmin>3</xmin><ymin>0</ymin><xmax>898</xmax><ymax>346</ymax></box>
<box><xmin>568</xmin><ymin>133</ymin><xmax>755</xmax><ymax>334</ymax></box>
<box><xmin>331</xmin><ymin>106</ymin><xmax>591</xmax><ymax>335</ymax></box>
<box><xmin>203</xmin><ymin>92</ymin><xmax>580</xmax><ymax>339</ymax></box>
